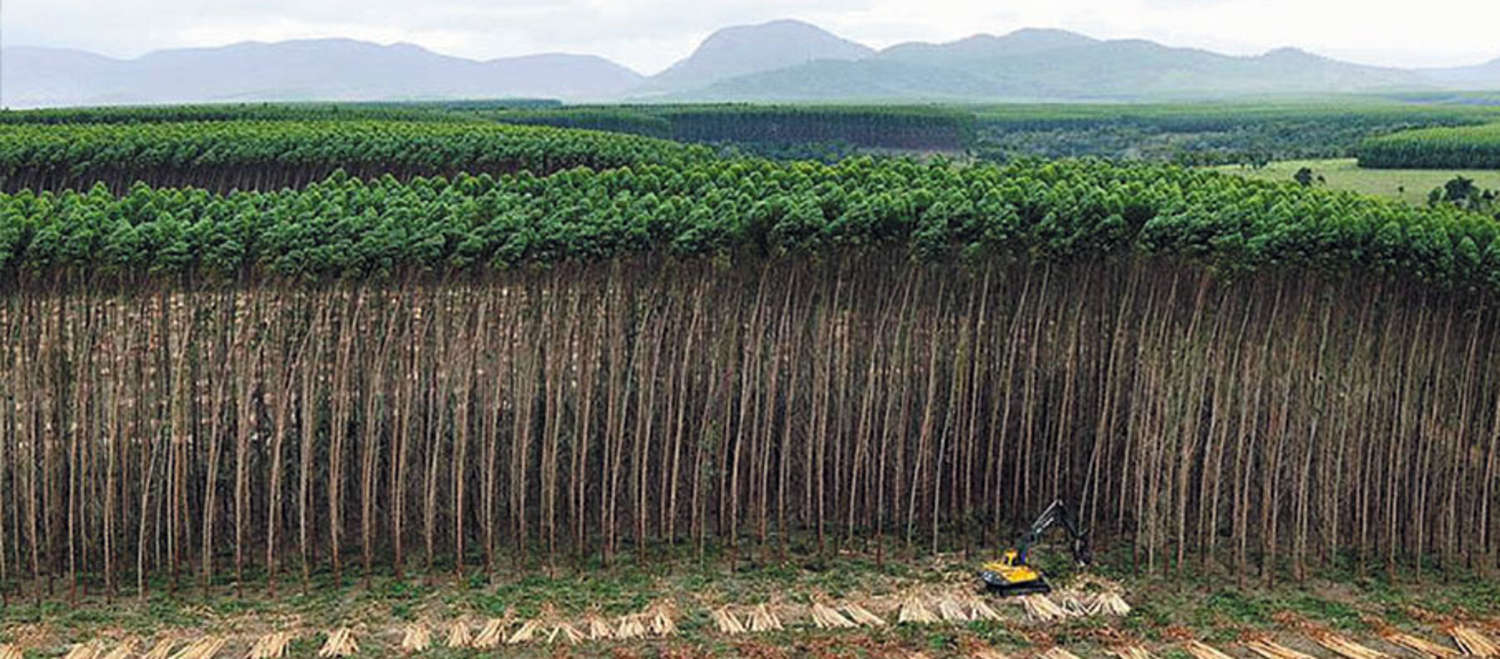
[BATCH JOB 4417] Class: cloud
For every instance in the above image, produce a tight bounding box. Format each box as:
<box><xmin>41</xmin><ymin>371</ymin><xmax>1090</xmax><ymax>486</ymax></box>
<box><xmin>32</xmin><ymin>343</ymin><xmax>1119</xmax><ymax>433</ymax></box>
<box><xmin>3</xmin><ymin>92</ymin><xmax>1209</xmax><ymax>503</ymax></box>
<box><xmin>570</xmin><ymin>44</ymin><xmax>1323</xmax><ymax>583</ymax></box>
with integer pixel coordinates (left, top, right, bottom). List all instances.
<box><xmin>2</xmin><ymin>0</ymin><xmax>1498</xmax><ymax>73</ymax></box>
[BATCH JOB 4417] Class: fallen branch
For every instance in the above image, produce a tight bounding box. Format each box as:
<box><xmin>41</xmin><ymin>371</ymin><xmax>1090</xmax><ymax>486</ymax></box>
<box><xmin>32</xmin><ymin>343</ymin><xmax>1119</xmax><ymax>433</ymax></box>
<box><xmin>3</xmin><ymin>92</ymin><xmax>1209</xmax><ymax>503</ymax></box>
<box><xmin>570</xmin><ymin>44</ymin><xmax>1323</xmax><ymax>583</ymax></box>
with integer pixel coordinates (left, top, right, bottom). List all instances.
<box><xmin>169</xmin><ymin>637</ymin><xmax>227</xmax><ymax>659</ymax></box>
<box><xmin>507</xmin><ymin>620</ymin><xmax>544</xmax><ymax>645</ymax></box>
<box><xmin>748</xmin><ymin>604</ymin><xmax>784</xmax><ymax>633</ymax></box>
<box><xmin>585</xmin><ymin>612</ymin><xmax>614</xmax><ymax>640</ymax></box>
<box><xmin>1019</xmin><ymin>595</ymin><xmax>1068</xmax><ymax>623</ymax></box>
<box><xmin>842</xmin><ymin>603</ymin><xmax>887</xmax><ymax>627</ymax></box>
<box><xmin>614</xmin><ymin>615</ymin><xmax>646</xmax><ymax>640</ymax></box>
<box><xmin>1244</xmin><ymin>639</ymin><xmax>1317</xmax><ymax>659</ymax></box>
<box><xmin>445</xmin><ymin>620</ymin><xmax>473</xmax><ymax>649</ymax></box>
<box><xmin>937</xmin><ymin>596</ymin><xmax>972</xmax><ymax>623</ymax></box>
<box><xmin>712</xmin><ymin>607</ymin><xmax>747</xmax><ymax>634</ymax></box>
<box><xmin>247</xmin><ymin>632</ymin><xmax>293</xmax><ymax>659</ymax></box>
<box><xmin>64</xmin><ymin>642</ymin><xmax>104</xmax><ymax>659</ymax></box>
<box><xmin>649</xmin><ymin>603</ymin><xmax>678</xmax><ymax>637</ymax></box>
<box><xmin>1312</xmin><ymin>633</ymin><xmax>1389</xmax><ymax>659</ymax></box>
<box><xmin>101</xmin><ymin>639</ymin><xmax>137</xmax><ymax>659</ymax></box>
<box><xmin>399</xmin><ymin>624</ymin><xmax>430</xmax><ymax>653</ymax></box>
<box><xmin>965</xmin><ymin>595</ymin><xmax>1003</xmax><ymax>622</ymax></box>
<box><xmin>552</xmin><ymin>621</ymin><xmax>584</xmax><ymax>645</ymax></box>
<box><xmin>316</xmin><ymin>629</ymin><xmax>357</xmax><ymax>658</ymax></box>
<box><xmin>1095</xmin><ymin>592</ymin><xmax>1132</xmax><ymax>616</ymax></box>
<box><xmin>1060</xmin><ymin>593</ymin><xmax>1095</xmax><ymax>617</ymax></box>
<box><xmin>1110</xmin><ymin>646</ymin><xmax>1156</xmax><ymax>659</ymax></box>
<box><xmin>1450</xmin><ymin>627</ymin><xmax>1500</xmax><ymax>657</ymax></box>
<box><xmin>168</xmin><ymin>637</ymin><xmax>226</xmax><ymax>659</ymax></box>
<box><xmin>1382</xmin><ymin>631</ymin><xmax>1461</xmax><ymax>659</ymax></box>
<box><xmin>142</xmin><ymin>638</ymin><xmax>178</xmax><ymax>659</ymax></box>
<box><xmin>1183</xmin><ymin>640</ymin><xmax>1237</xmax><ymax>659</ymax></box>
<box><xmin>1042</xmin><ymin>647</ymin><xmax>1083</xmax><ymax>659</ymax></box>
<box><xmin>473</xmin><ymin>618</ymin><xmax>507</xmax><ymax>649</ymax></box>
<box><xmin>0</xmin><ymin>644</ymin><xmax>21</xmax><ymax>659</ymax></box>
<box><xmin>811</xmin><ymin>602</ymin><xmax>858</xmax><ymax>629</ymax></box>
<box><xmin>898</xmin><ymin>596</ymin><xmax>938</xmax><ymax>624</ymax></box>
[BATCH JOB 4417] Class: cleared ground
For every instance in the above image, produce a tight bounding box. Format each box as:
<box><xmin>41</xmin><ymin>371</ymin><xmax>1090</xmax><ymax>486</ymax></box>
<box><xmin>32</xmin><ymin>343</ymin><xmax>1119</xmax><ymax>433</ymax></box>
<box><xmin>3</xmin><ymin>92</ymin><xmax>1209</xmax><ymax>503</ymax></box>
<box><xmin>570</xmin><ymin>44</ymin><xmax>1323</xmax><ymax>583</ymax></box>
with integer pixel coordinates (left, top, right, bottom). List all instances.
<box><xmin>1</xmin><ymin>543</ymin><xmax>1496</xmax><ymax>657</ymax></box>
<box><xmin>1215</xmin><ymin>158</ymin><xmax>1500</xmax><ymax>205</ymax></box>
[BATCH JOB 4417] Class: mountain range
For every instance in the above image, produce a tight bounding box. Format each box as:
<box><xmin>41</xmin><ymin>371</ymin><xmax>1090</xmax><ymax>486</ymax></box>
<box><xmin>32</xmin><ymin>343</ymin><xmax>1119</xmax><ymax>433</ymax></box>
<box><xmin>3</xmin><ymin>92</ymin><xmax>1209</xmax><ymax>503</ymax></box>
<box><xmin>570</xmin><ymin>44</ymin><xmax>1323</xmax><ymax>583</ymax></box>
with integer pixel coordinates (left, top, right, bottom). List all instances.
<box><xmin>4</xmin><ymin>19</ymin><xmax>1499</xmax><ymax>108</ymax></box>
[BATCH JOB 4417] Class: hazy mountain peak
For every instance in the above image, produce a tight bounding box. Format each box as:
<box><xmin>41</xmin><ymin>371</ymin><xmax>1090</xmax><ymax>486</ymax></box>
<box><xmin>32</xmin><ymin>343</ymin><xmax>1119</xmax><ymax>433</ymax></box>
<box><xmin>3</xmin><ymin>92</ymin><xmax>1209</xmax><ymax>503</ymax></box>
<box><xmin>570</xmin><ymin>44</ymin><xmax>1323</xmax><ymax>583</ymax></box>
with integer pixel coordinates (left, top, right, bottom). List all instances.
<box><xmin>645</xmin><ymin>18</ymin><xmax>874</xmax><ymax>92</ymax></box>
<box><xmin>5</xmin><ymin>19</ymin><xmax>1499</xmax><ymax>108</ymax></box>
<box><xmin>1</xmin><ymin>38</ymin><xmax>642</xmax><ymax>107</ymax></box>
<box><xmin>997</xmin><ymin>27</ymin><xmax>1098</xmax><ymax>47</ymax></box>
<box><xmin>1258</xmin><ymin>46</ymin><xmax>1323</xmax><ymax>61</ymax></box>
<box><xmin>878</xmin><ymin>27</ymin><xmax>1098</xmax><ymax>64</ymax></box>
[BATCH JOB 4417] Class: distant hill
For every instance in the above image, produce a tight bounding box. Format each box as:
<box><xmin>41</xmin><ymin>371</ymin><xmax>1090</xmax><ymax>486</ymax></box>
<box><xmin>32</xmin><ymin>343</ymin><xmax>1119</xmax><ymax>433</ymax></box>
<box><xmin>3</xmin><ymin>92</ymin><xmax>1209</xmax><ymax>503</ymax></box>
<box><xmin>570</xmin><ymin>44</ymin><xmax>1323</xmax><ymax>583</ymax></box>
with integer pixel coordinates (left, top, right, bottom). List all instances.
<box><xmin>878</xmin><ymin>28</ymin><xmax>1099</xmax><ymax>66</ymax></box>
<box><xmin>677</xmin><ymin>34</ymin><xmax>1431</xmax><ymax>101</ymax></box>
<box><xmin>640</xmin><ymin>19</ymin><xmax>875</xmax><ymax>95</ymax></box>
<box><xmin>0</xmin><ymin>39</ymin><xmax>643</xmax><ymax>108</ymax></box>
<box><xmin>1421</xmin><ymin>58</ymin><xmax>1500</xmax><ymax>90</ymax></box>
<box><xmin>4</xmin><ymin>20</ymin><xmax>1499</xmax><ymax>108</ymax></box>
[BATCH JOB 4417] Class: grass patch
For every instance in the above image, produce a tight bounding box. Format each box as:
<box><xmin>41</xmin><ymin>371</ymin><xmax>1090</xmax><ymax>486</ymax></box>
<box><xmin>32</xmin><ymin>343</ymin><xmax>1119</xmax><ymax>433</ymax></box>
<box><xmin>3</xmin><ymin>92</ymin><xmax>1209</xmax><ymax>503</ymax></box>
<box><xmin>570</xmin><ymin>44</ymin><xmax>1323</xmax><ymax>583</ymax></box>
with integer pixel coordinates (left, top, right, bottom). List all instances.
<box><xmin>1215</xmin><ymin>158</ymin><xmax>1500</xmax><ymax>205</ymax></box>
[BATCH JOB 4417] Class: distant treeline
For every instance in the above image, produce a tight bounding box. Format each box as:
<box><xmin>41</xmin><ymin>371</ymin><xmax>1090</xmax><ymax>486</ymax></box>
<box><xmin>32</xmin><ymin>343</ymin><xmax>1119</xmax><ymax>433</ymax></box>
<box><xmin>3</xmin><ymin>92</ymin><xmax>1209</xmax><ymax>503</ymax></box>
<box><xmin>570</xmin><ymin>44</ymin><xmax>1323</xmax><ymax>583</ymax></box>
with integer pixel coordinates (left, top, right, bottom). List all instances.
<box><xmin>1355</xmin><ymin>123</ymin><xmax>1500</xmax><ymax>169</ymax></box>
<box><xmin>488</xmin><ymin>105</ymin><xmax>977</xmax><ymax>151</ymax></box>
<box><xmin>0</xmin><ymin>120</ymin><xmax>706</xmax><ymax>194</ymax></box>
<box><xmin>4</xmin><ymin>99</ymin><xmax>1495</xmax><ymax>166</ymax></box>
<box><xmin>971</xmin><ymin>104</ymin><xmax>1498</xmax><ymax>165</ymax></box>
<box><xmin>484</xmin><ymin>102</ymin><xmax>1499</xmax><ymax>164</ymax></box>
<box><xmin>0</xmin><ymin>99</ymin><xmax>560</xmax><ymax>125</ymax></box>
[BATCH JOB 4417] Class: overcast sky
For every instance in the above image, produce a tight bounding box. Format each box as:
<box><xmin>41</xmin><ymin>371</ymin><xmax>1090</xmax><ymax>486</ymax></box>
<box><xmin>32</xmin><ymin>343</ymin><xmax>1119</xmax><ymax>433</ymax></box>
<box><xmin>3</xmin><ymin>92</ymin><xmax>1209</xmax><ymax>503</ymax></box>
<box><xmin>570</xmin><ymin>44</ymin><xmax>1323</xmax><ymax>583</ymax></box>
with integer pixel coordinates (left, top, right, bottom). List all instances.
<box><xmin>3</xmin><ymin>0</ymin><xmax>1498</xmax><ymax>74</ymax></box>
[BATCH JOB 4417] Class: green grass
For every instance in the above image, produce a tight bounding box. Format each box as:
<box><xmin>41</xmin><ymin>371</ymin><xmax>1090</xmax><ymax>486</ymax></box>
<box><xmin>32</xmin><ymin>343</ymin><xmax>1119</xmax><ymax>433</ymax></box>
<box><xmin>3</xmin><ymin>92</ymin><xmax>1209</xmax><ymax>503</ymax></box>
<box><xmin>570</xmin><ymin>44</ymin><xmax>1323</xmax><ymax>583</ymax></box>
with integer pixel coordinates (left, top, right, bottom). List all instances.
<box><xmin>1215</xmin><ymin>158</ymin><xmax>1500</xmax><ymax>205</ymax></box>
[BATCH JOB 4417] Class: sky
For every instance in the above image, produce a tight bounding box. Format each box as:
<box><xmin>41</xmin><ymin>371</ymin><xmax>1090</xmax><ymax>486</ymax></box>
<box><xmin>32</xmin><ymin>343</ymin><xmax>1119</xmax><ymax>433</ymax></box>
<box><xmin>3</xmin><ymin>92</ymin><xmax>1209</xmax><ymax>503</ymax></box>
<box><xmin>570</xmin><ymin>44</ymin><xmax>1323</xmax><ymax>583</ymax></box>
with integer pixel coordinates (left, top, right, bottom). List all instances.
<box><xmin>3</xmin><ymin>0</ymin><xmax>1499</xmax><ymax>74</ymax></box>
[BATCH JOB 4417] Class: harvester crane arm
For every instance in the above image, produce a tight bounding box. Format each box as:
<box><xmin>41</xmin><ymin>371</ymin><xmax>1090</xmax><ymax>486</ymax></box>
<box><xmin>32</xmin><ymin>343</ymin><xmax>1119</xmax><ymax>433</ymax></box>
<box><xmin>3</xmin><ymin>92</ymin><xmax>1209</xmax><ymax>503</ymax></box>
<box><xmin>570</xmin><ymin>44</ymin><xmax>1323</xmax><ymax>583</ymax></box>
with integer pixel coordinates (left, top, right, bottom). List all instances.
<box><xmin>1014</xmin><ymin>499</ymin><xmax>1091</xmax><ymax>567</ymax></box>
<box><xmin>979</xmin><ymin>498</ymin><xmax>1091</xmax><ymax>596</ymax></box>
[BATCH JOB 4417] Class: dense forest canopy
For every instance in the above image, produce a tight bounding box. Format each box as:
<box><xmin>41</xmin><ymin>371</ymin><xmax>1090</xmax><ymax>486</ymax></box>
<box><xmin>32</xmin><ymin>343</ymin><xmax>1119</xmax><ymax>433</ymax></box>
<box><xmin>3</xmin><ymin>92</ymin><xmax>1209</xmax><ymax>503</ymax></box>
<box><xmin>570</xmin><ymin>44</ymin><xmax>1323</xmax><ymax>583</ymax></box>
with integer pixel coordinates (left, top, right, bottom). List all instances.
<box><xmin>1356</xmin><ymin>123</ymin><xmax>1500</xmax><ymax>169</ymax></box>
<box><xmin>0</xmin><ymin>120</ymin><xmax>707</xmax><ymax>194</ymax></box>
<box><xmin>1</xmin><ymin>157</ymin><xmax>1497</xmax><ymax>291</ymax></box>
<box><xmin>5</xmin><ymin>99</ymin><xmax>1496</xmax><ymax>166</ymax></box>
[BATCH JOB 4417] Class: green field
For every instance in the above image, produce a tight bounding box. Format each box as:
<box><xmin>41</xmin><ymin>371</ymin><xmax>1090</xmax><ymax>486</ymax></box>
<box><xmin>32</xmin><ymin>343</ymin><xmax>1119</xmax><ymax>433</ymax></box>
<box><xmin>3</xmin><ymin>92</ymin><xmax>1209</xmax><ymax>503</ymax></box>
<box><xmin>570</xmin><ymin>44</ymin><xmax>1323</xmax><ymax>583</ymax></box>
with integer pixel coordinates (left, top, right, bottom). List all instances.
<box><xmin>1217</xmin><ymin>158</ymin><xmax>1500</xmax><ymax>205</ymax></box>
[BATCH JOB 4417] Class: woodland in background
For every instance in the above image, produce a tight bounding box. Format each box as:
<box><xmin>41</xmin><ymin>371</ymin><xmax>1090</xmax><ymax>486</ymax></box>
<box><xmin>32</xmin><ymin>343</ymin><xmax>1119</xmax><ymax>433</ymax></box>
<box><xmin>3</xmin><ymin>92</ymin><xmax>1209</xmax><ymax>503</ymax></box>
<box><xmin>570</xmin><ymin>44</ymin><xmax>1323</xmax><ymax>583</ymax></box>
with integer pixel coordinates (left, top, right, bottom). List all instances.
<box><xmin>1357</xmin><ymin>123</ymin><xmax>1500</xmax><ymax>169</ymax></box>
<box><xmin>3</xmin><ymin>100</ymin><xmax>1495</xmax><ymax>168</ymax></box>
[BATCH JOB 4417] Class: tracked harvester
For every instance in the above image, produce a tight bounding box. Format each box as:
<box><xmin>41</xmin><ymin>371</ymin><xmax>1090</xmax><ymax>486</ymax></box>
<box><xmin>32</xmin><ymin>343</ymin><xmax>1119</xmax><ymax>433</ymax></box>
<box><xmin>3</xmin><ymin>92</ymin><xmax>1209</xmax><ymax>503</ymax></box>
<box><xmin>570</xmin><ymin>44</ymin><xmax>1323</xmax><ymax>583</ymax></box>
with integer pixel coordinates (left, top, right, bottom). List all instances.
<box><xmin>980</xmin><ymin>499</ymin><xmax>1091</xmax><ymax>596</ymax></box>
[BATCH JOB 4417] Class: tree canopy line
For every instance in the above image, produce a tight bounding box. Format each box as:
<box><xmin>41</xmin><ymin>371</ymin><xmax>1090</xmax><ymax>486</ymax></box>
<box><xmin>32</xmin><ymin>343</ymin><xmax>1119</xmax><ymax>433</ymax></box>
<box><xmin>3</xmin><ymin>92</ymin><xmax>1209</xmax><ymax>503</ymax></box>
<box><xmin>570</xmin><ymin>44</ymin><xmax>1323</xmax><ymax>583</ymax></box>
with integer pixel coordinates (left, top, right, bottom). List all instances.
<box><xmin>485</xmin><ymin>102</ymin><xmax>1497</xmax><ymax>165</ymax></box>
<box><xmin>1357</xmin><ymin>123</ymin><xmax>1500</xmax><ymax>169</ymax></box>
<box><xmin>0</xmin><ymin>120</ymin><xmax>708</xmax><ymax>195</ymax></box>
<box><xmin>4</xmin><ymin>101</ymin><xmax>1493</xmax><ymax>167</ymax></box>
<box><xmin>0</xmin><ymin>120</ymin><xmax>1497</xmax><ymax>605</ymax></box>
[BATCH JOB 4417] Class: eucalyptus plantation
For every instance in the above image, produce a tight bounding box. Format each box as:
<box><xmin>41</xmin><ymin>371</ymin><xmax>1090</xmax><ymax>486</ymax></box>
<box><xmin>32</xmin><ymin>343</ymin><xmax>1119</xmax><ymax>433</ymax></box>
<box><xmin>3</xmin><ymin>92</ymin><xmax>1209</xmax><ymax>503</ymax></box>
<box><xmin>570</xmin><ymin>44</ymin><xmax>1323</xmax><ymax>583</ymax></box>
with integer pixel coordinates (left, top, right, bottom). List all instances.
<box><xmin>0</xmin><ymin>154</ymin><xmax>1497</xmax><ymax>602</ymax></box>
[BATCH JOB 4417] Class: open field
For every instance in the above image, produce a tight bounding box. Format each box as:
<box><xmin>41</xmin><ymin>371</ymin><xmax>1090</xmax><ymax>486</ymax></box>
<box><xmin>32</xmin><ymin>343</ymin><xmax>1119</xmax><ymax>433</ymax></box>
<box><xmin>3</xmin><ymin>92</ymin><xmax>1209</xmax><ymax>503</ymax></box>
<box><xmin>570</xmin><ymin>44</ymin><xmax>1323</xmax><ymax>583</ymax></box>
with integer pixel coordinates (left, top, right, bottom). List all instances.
<box><xmin>1</xmin><ymin>548</ymin><xmax>1496</xmax><ymax>657</ymax></box>
<box><xmin>1214</xmin><ymin>158</ymin><xmax>1500</xmax><ymax>205</ymax></box>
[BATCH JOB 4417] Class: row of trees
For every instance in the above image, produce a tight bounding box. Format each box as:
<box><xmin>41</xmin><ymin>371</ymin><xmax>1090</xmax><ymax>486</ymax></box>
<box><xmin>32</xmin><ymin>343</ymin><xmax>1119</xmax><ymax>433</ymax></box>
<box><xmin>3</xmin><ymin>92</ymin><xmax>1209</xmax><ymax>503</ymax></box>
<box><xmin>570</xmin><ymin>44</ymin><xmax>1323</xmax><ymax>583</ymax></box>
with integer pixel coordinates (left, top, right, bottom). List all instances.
<box><xmin>1</xmin><ymin>256</ymin><xmax>1496</xmax><ymax>604</ymax></box>
<box><xmin>2</xmin><ymin>157</ymin><xmax>1498</xmax><ymax>291</ymax></box>
<box><xmin>487</xmin><ymin>105</ymin><xmax>974</xmax><ymax>151</ymax></box>
<box><xmin>0</xmin><ymin>100</ymin><xmax>562</xmax><ymax>126</ymax></box>
<box><xmin>1356</xmin><ymin>123</ymin><xmax>1500</xmax><ymax>169</ymax></box>
<box><xmin>0</xmin><ymin>156</ymin><xmax>1497</xmax><ymax>602</ymax></box>
<box><xmin>975</xmin><ymin>107</ymin><xmax>1495</xmax><ymax>165</ymax></box>
<box><xmin>0</xmin><ymin>120</ymin><xmax>705</xmax><ymax>194</ymax></box>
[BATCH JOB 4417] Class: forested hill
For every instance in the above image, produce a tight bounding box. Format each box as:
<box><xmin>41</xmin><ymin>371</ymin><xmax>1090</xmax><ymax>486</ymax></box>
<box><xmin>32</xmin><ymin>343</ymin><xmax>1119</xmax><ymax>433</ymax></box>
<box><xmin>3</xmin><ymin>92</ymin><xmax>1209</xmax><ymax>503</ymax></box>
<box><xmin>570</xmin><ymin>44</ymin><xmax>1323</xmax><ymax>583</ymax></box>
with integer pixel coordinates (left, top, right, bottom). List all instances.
<box><xmin>675</xmin><ymin>40</ymin><xmax>1429</xmax><ymax>101</ymax></box>
<box><xmin>7</xmin><ymin>20</ymin><xmax>1500</xmax><ymax>108</ymax></box>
